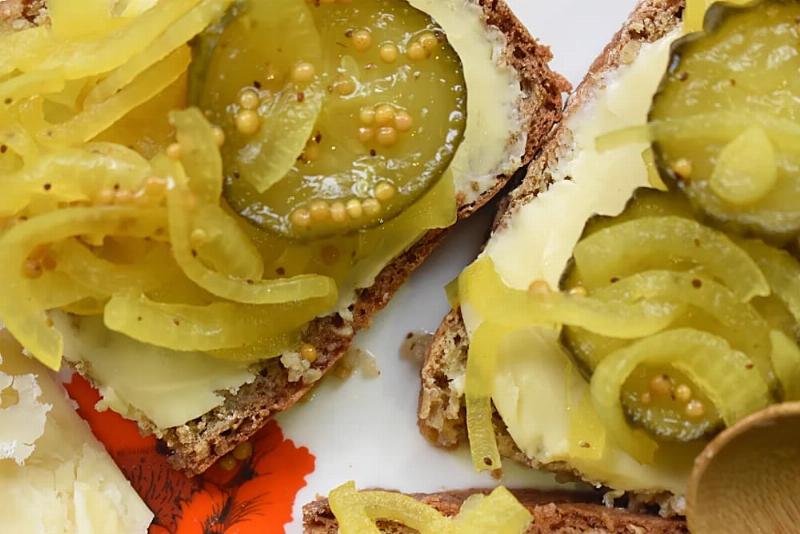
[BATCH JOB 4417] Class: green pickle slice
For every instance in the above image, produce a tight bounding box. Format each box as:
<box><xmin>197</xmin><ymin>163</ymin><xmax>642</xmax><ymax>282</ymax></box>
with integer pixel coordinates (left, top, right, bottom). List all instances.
<box><xmin>199</xmin><ymin>0</ymin><xmax>467</xmax><ymax>239</ymax></box>
<box><xmin>650</xmin><ymin>0</ymin><xmax>800</xmax><ymax>238</ymax></box>
<box><xmin>621</xmin><ymin>364</ymin><xmax>722</xmax><ymax>442</ymax></box>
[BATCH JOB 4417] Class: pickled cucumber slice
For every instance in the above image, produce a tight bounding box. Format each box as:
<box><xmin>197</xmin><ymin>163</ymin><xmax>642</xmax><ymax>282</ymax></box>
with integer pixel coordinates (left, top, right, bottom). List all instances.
<box><xmin>198</xmin><ymin>0</ymin><xmax>325</xmax><ymax>194</ymax></box>
<box><xmin>571</xmin><ymin>216</ymin><xmax>769</xmax><ymax>301</ymax></box>
<box><xmin>621</xmin><ymin>364</ymin><xmax>722</xmax><ymax>442</ymax></box>
<box><xmin>215</xmin><ymin>0</ymin><xmax>467</xmax><ymax>239</ymax></box>
<box><xmin>591</xmin><ymin>329</ymin><xmax>771</xmax><ymax>463</ymax></box>
<box><xmin>650</xmin><ymin>0</ymin><xmax>800</xmax><ymax>237</ymax></box>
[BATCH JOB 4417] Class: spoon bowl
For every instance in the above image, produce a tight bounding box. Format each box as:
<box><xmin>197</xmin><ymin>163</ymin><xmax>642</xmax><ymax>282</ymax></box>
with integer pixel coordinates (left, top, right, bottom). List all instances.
<box><xmin>687</xmin><ymin>402</ymin><xmax>800</xmax><ymax>534</ymax></box>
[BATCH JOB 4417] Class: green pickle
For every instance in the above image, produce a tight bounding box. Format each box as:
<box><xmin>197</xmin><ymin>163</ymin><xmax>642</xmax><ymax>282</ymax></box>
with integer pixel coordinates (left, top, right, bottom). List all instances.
<box><xmin>621</xmin><ymin>364</ymin><xmax>722</xmax><ymax>442</ymax></box>
<box><xmin>650</xmin><ymin>0</ymin><xmax>800</xmax><ymax>238</ymax></box>
<box><xmin>197</xmin><ymin>0</ymin><xmax>467</xmax><ymax>239</ymax></box>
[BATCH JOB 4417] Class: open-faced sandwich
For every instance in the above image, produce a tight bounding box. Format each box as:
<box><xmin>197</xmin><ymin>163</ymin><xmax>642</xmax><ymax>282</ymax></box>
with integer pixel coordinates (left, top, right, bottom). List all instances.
<box><xmin>302</xmin><ymin>482</ymin><xmax>688</xmax><ymax>533</ymax></box>
<box><xmin>409</xmin><ymin>0</ymin><xmax>800</xmax><ymax>531</ymax></box>
<box><xmin>0</xmin><ymin>0</ymin><xmax>568</xmax><ymax>481</ymax></box>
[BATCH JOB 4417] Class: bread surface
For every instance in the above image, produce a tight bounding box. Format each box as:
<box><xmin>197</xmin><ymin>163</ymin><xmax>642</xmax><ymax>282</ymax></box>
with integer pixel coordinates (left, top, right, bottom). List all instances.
<box><xmin>417</xmin><ymin>0</ymin><xmax>685</xmax><ymax>511</ymax></box>
<box><xmin>302</xmin><ymin>488</ymin><xmax>689</xmax><ymax>533</ymax></box>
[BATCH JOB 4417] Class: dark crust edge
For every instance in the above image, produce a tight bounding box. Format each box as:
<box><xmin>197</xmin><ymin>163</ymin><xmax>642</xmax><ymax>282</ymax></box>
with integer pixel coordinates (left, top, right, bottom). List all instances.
<box><xmin>302</xmin><ymin>488</ymin><xmax>688</xmax><ymax>533</ymax></box>
<box><xmin>417</xmin><ymin>0</ymin><xmax>686</xmax><ymax>511</ymax></box>
<box><xmin>150</xmin><ymin>0</ymin><xmax>570</xmax><ymax>476</ymax></box>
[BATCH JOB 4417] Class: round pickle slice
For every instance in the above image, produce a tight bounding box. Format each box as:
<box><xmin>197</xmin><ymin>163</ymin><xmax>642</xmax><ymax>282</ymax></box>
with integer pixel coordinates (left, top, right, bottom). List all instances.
<box><xmin>650</xmin><ymin>0</ymin><xmax>800</xmax><ymax>238</ymax></box>
<box><xmin>206</xmin><ymin>0</ymin><xmax>467</xmax><ymax>240</ymax></box>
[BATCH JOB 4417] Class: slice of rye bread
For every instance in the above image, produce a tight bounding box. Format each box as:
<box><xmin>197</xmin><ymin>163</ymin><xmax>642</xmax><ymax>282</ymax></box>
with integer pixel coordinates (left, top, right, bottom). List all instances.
<box><xmin>417</xmin><ymin>0</ymin><xmax>686</xmax><ymax>503</ymax></box>
<box><xmin>1</xmin><ymin>2</ymin><xmax>566</xmax><ymax>475</ymax></box>
<box><xmin>1</xmin><ymin>1</ymin><xmax>566</xmax><ymax>476</ymax></box>
<box><xmin>302</xmin><ymin>488</ymin><xmax>688</xmax><ymax>533</ymax></box>
<box><xmin>146</xmin><ymin>1</ymin><xmax>568</xmax><ymax>475</ymax></box>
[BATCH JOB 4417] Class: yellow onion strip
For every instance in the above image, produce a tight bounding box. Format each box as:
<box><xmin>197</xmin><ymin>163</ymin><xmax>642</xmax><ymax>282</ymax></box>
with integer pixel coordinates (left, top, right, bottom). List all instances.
<box><xmin>207</xmin><ymin>330</ymin><xmax>303</xmax><ymax>362</ymax></box>
<box><xmin>55</xmin><ymin>239</ymin><xmax>174</xmax><ymax>296</ymax></box>
<box><xmin>0</xmin><ymin>69</ymin><xmax>66</xmax><ymax>107</ymax></box>
<box><xmin>48</xmin><ymin>0</ymin><xmax>116</xmax><ymax>40</ymax></box>
<box><xmin>193</xmin><ymin>204</ymin><xmax>265</xmax><ymax>280</ymax></box>
<box><xmin>739</xmin><ymin>239</ymin><xmax>800</xmax><ymax>323</ymax></box>
<box><xmin>169</xmin><ymin>108</ymin><xmax>223</xmax><ymax>204</ymax></box>
<box><xmin>3</xmin><ymin>0</ymin><xmax>201</xmax><ymax>78</ymax></box>
<box><xmin>460</xmin><ymin>256</ymin><xmax>683</xmax><ymax>339</ymax></box>
<box><xmin>466</xmin><ymin>322</ymin><xmax>516</xmax><ymax>472</ymax></box>
<box><xmin>1</xmin><ymin>143</ymin><xmax>151</xmax><ymax>217</ymax></box>
<box><xmin>32</xmin><ymin>46</ymin><xmax>190</xmax><ymax>147</ymax></box>
<box><xmin>595</xmin><ymin>270</ymin><xmax>774</xmax><ymax>385</ymax></box>
<box><xmin>87</xmin><ymin>0</ymin><xmax>235</xmax><ymax>105</ymax></box>
<box><xmin>591</xmin><ymin>328</ymin><xmax>771</xmax><ymax>464</ymax></box>
<box><xmin>157</xmin><ymin>154</ymin><xmax>336</xmax><ymax>305</ymax></box>
<box><xmin>451</xmin><ymin>488</ymin><xmax>533</xmax><ymax>534</ymax></box>
<box><xmin>0</xmin><ymin>26</ymin><xmax>48</xmax><ymax>78</ymax></box>
<box><xmin>329</xmin><ymin>482</ymin><xmax>451</xmax><ymax>534</ymax></box>
<box><xmin>28</xmin><ymin>271</ymin><xmax>104</xmax><ymax>310</ymax></box>
<box><xmin>769</xmin><ymin>331</ymin><xmax>800</xmax><ymax>402</ymax></box>
<box><xmin>0</xmin><ymin>206</ymin><xmax>167</xmax><ymax>369</ymax></box>
<box><xmin>103</xmin><ymin>293</ymin><xmax>331</xmax><ymax>353</ymax></box>
<box><xmin>328</xmin><ymin>483</ymin><xmax>531</xmax><ymax>534</ymax></box>
<box><xmin>573</xmin><ymin>216</ymin><xmax>769</xmax><ymax>302</ymax></box>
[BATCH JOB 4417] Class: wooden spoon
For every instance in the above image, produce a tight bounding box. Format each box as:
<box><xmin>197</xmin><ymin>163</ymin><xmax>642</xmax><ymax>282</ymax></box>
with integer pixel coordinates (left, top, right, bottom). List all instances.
<box><xmin>687</xmin><ymin>402</ymin><xmax>800</xmax><ymax>534</ymax></box>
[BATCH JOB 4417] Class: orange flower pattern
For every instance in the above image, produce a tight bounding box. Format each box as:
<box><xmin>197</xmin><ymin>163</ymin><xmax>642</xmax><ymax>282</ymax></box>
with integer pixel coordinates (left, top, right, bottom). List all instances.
<box><xmin>65</xmin><ymin>376</ymin><xmax>315</xmax><ymax>533</ymax></box>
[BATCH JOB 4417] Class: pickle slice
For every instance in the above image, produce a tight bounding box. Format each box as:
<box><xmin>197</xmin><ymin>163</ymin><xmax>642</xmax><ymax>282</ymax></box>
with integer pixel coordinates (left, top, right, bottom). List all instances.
<box><xmin>621</xmin><ymin>364</ymin><xmax>722</xmax><ymax>442</ymax></box>
<box><xmin>198</xmin><ymin>0</ymin><xmax>325</xmax><ymax>194</ymax></box>
<box><xmin>650</xmin><ymin>0</ymin><xmax>800</xmax><ymax>238</ymax></box>
<box><xmin>571</xmin><ymin>216</ymin><xmax>769</xmax><ymax>301</ymax></box>
<box><xmin>216</xmin><ymin>0</ymin><xmax>467</xmax><ymax>239</ymax></box>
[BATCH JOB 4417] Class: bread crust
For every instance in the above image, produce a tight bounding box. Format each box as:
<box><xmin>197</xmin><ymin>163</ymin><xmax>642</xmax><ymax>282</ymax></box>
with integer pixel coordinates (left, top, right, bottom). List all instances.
<box><xmin>417</xmin><ymin>0</ymin><xmax>686</xmax><ymax>515</ymax></box>
<box><xmin>302</xmin><ymin>488</ymin><xmax>688</xmax><ymax>533</ymax></box>
<box><xmin>153</xmin><ymin>0</ymin><xmax>569</xmax><ymax>475</ymax></box>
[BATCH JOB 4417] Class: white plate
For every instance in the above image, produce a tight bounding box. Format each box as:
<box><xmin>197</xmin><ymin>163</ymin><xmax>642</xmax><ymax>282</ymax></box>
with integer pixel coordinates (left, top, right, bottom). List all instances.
<box><xmin>281</xmin><ymin>1</ymin><xmax>640</xmax><ymax>531</ymax></box>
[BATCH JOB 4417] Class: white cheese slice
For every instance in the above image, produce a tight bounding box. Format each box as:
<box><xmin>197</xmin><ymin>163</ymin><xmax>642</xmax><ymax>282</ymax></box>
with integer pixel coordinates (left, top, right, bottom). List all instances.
<box><xmin>0</xmin><ymin>331</ymin><xmax>153</xmax><ymax>534</ymax></box>
<box><xmin>56</xmin><ymin>314</ymin><xmax>256</xmax><ymax>429</ymax></box>
<box><xmin>0</xmin><ymin>365</ymin><xmax>50</xmax><ymax>464</ymax></box>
